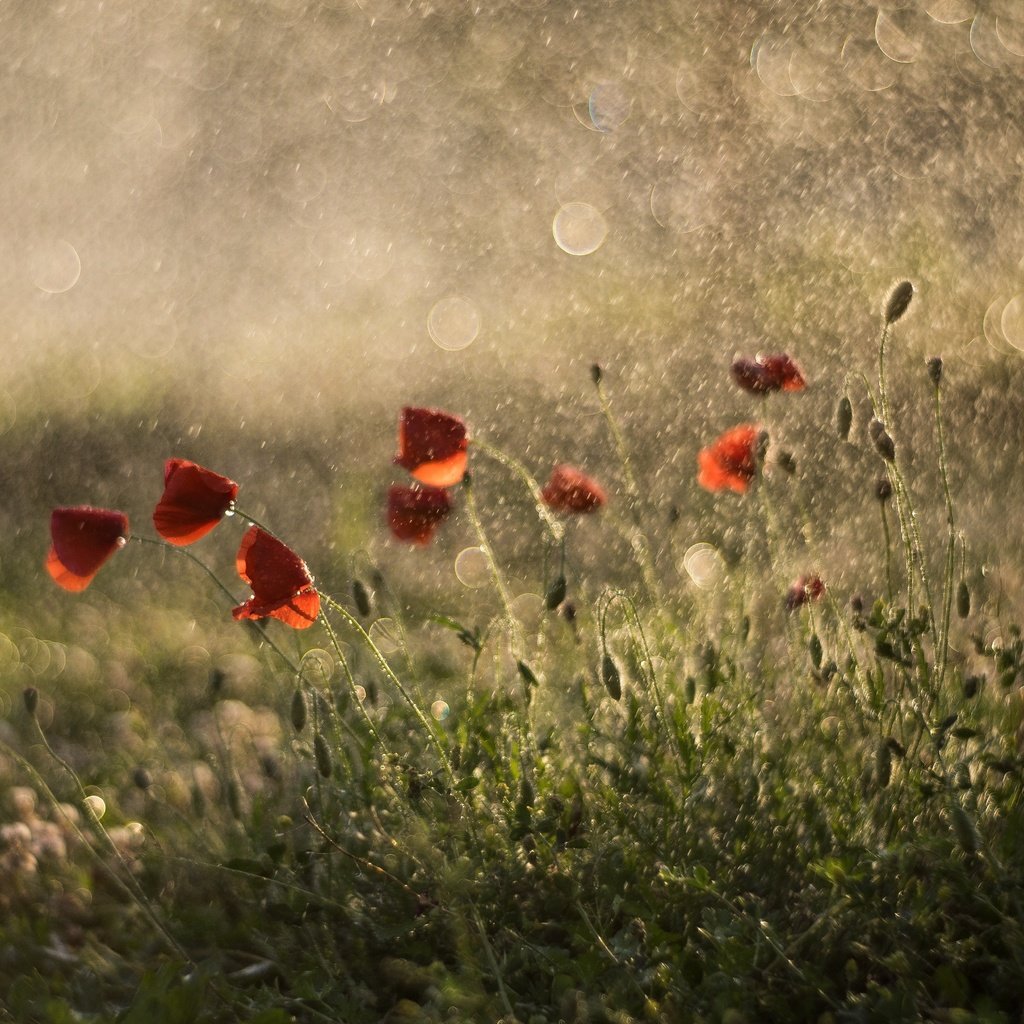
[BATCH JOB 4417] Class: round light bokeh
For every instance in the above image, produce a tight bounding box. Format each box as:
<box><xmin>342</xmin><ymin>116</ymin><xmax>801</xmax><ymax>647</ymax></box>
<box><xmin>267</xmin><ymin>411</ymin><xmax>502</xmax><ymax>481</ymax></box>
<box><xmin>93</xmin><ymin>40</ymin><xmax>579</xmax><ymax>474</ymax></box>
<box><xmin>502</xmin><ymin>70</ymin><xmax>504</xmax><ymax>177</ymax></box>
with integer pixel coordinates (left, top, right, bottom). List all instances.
<box><xmin>428</xmin><ymin>295</ymin><xmax>480</xmax><ymax>351</ymax></box>
<box><xmin>682</xmin><ymin>543</ymin><xmax>725</xmax><ymax>589</ymax></box>
<box><xmin>553</xmin><ymin>202</ymin><xmax>608</xmax><ymax>256</ymax></box>
<box><xmin>29</xmin><ymin>239</ymin><xmax>82</xmax><ymax>294</ymax></box>
<box><xmin>455</xmin><ymin>547</ymin><xmax>490</xmax><ymax>588</ymax></box>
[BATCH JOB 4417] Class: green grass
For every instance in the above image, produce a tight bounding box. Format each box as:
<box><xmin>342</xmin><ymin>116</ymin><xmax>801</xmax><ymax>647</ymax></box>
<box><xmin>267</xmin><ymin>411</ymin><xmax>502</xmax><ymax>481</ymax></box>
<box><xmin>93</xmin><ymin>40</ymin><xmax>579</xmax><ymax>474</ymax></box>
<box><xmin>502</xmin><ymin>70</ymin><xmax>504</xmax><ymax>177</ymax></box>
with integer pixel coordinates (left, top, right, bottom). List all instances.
<box><xmin>3</xmin><ymin>286</ymin><xmax>1024</xmax><ymax>1023</ymax></box>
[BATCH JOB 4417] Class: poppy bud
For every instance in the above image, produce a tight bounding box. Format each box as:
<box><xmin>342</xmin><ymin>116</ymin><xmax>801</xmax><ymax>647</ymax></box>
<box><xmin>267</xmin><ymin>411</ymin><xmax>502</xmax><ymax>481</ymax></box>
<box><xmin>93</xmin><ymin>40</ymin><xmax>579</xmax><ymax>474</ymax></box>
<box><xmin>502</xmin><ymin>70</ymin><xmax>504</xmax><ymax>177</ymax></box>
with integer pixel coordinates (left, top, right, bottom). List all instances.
<box><xmin>601</xmin><ymin>653</ymin><xmax>622</xmax><ymax>701</ymax></box>
<box><xmin>313</xmin><ymin>733</ymin><xmax>333</xmax><ymax>778</ymax></box>
<box><xmin>23</xmin><ymin>687</ymin><xmax>38</xmax><ymax>716</ymax></box>
<box><xmin>869</xmin><ymin>418</ymin><xmax>895</xmax><ymax>461</ymax></box>
<box><xmin>590</xmin><ymin>363</ymin><xmax>602</xmax><ymax>384</ymax></box>
<box><xmin>956</xmin><ymin>580</ymin><xmax>970</xmax><ymax>619</ymax></box>
<box><xmin>352</xmin><ymin>579</ymin><xmax>372</xmax><ymax>617</ymax></box>
<box><xmin>949</xmin><ymin>802</ymin><xmax>979</xmax><ymax>855</ymax></box>
<box><xmin>883</xmin><ymin>280</ymin><xmax>914</xmax><ymax>325</ymax></box>
<box><xmin>875</xmin><ymin>478</ymin><xmax>893</xmax><ymax>502</ymax></box>
<box><xmin>875</xmin><ymin>741</ymin><xmax>892</xmax><ymax>787</ymax></box>
<box><xmin>777</xmin><ymin>450</ymin><xmax>797</xmax><ymax>475</ymax></box>
<box><xmin>927</xmin><ymin>356</ymin><xmax>943</xmax><ymax>387</ymax></box>
<box><xmin>291</xmin><ymin>688</ymin><xmax>307</xmax><ymax>732</ymax></box>
<box><xmin>809</xmin><ymin>633</ymin><xmax>822</xmax><ymax>670</ymax></box>
<box><xmin>836</xmin><ymin>396</ymin><xmax>853</xmax><ymax>440</ymax></box>
<box><xmin>545</xmin><ymin>575</ymin><xmax>567</xmax><ymax>610</ymax></box>
<box><xmin>133</xmin><ymin>767</ymin><xmax>152</xmax><ymax>790</ymax></box>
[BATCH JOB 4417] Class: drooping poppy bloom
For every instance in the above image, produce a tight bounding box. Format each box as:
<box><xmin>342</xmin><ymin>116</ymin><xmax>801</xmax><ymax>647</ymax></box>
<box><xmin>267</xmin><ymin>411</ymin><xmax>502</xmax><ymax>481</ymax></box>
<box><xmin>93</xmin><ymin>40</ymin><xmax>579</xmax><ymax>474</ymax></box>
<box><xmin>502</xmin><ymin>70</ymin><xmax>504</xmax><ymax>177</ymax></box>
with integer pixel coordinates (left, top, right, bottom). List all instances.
<box><xmin>786</xmin><ymin>574</ymin><xmax>826</xmax><ymax>611</ymax></box>
<box><xmin>46</xmin><ymin>506</ymin><xmax>129</xmax><ymax>592</ymax></box>
<box><xmin>232</xmin><ymin>526</ymin><xmax>319</xmax><ymax>630</ymax></box>
<box><xmin>731</xmin><ymin>353</ymin><xmax>806</xmax><ymax>394</ymax></box>
<box><xmin>697</xmin><ymin>424</ymin><xmax>762</xmax><ymax>494</ymax></box>
<box><xmin>387</xmin><ymin>484</ymin><xmax>452</xmax><ymax>545</ymax></box>
<box><xmin>394</xmin><ymin>407</ymin><xmax>468</xmax><ymax>487</ymax></box>
<box><xmin>153</xmin><ymin>458</ymin><xmax>239</xmax><ymax>545</ymax></box>
<box><xmin>541</xmin><ymin>464</ymin><xmax>607</xmax><ymax>514</ymax></box>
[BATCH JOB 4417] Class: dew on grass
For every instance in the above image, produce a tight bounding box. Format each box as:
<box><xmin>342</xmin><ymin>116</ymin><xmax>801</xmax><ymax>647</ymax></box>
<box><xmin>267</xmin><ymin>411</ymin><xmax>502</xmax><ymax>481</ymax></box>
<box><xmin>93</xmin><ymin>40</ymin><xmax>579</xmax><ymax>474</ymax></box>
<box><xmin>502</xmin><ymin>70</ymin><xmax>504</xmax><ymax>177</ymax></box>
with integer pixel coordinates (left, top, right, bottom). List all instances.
<box><xmin>455</xmin><ymin>547</ymin><xmax>489</xmax><ymax>588</ymax></box>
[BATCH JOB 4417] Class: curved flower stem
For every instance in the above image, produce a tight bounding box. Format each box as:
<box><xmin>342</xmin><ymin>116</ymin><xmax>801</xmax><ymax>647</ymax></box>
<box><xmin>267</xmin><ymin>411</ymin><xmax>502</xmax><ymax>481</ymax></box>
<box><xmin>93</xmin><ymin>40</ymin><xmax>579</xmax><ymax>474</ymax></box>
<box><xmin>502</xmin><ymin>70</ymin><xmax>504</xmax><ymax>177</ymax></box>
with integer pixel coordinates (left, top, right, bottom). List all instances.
<box><xmin>131</xmin><ymin>535</ymin><xmax>300</xmax><ymax>674</ymax></box>
<box><xmin>320</xmin><ymin>594</ymin><xmax>457</xmax><ymax>793</ymax></box>
<box><xmin>462</xmin><ymin>473</ymin><xmax>523</xmax><ymax>661</ymax></box>
<box><xmin>878</xmin><ymin>322</ymin><xmax>892</xmax><ymax>427</ymax></box>
<box><xmin>472</xmin><ymin>438</ymin><xmax>564</xmax><ymax>543</ymax></box>
<box><xmin>592</xmin><ymin>374</ymin><xmax>664</xmax><ymax>609</ymax></box>
<box><xmin>317</xmin><ymin>611</ymin><xmax>387</xmax><ymax>753</ymax></box>
<box><xmin>880</xmin><ymin>502</ymin><xmax>895</xmax><ymax>603</ymax></box>
<box><xmin>933</xmin><ymin>384</ymin><xmax>957</xmax><ymax>686</ymax></box>
<box><xmin>231</xmin><ymin>507</ymin><xmax>278</xmax><ymax>539</ymax></box>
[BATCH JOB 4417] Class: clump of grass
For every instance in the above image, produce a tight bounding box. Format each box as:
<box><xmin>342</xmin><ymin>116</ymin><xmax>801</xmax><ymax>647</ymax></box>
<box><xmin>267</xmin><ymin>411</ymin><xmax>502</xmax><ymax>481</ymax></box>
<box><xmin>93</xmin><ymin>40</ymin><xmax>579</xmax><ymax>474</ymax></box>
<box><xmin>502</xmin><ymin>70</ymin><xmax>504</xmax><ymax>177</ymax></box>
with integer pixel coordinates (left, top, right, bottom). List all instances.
<box><xmin>5</xmin><ymin>283</ymin><xmax>1024</xmax><ymax>1022</ymax></box>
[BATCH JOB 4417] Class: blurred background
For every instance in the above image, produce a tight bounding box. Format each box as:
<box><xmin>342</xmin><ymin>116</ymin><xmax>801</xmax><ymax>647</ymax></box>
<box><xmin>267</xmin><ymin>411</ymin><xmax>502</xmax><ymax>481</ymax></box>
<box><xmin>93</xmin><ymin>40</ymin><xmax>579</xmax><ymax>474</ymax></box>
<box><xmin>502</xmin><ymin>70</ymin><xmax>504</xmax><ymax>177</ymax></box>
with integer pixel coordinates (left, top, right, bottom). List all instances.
<box><xmin>5</xmin><ymin>0</ymin><xmax>1024</xmax><ymax>636</ymax></box>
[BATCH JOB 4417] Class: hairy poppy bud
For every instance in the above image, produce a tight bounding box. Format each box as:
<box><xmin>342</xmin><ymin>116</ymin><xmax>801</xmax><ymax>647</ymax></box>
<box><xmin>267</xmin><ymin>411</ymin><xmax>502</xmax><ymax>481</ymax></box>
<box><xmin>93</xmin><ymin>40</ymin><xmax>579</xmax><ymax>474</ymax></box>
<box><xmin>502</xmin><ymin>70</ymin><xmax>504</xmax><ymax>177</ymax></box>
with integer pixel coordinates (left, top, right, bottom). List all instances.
<box><xmin>875</xmin><ymin>477</ymin><xmax>893</xmax><ymax>502</ymax></box>
<box><xmin>884</xmin><ymin>280</ymin><xmax>914</xmax><ymax>325</ymax></box>
<box><xmin>23</xmin><ymin>687</ymin><xmax>38</xmax><ymax>716</ymax></box>
<box><xmin>133</xmin><ymin>767</ymin><xmax>152</xmax><ymax>790</ymax></box>
<box><xmin>545</xmin><ymin>575</ymin><xmax>567</xmax><ymax>610</ymax></box>
<box><xmin>777</xmin><ymin>450</ymin><xmax>797</xmax><ymax>475</ymax></box>
<box><xmin>352</xmin><ymin>579</ymin><xmax>372</xmax><ymax>617</ymax></box>
<box><xmin>927</xmin><ymin>356</ymin><xmax>943</xmax><ymax>387</ymax></box>
<box><xmin>590</xmin><ymin>363</ymin><xmax>603</xmax><ymax>384</ymax></box>
<box><xmin>601</xmin><ymin>653</ymin><xmax>622</xmax><ymax>701</ymax></box>
<box><xmin>313</xmin><ymin>733</ymin><xmax>333</xmax><ymax>778</ymax></box>
<box><xmin>291</xmin><ymin>688</ymin><xmax>307</xmax><ymax>732</ymax></box>
<box><xmin>836</xmin><ymin>396</ymin><xmax>853</xmax><ymax>440</ymax></box>
<box><xmin>869</xmin><ymin>418</ymin><xmax>895</xmax><ymax>461</ymax></box>
<box><xmin>956</xmin><ymin>580</ymin><xmax>970</xmax><ymax>619</ymax></box>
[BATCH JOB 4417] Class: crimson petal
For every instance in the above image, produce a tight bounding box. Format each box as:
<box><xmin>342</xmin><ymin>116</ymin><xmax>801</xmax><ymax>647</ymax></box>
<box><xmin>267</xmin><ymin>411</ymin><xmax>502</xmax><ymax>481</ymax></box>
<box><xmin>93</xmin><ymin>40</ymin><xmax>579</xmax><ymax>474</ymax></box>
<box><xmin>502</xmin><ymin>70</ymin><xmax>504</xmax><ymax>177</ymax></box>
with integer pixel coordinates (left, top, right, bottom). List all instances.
<box><xmin>47</xmin><ymin>507</ymin><xmax>129</xmax><ymax>591</ymax></box>
<box><xmin>388</xmin><ymin>484</ymin><xmax>452</xmax><ymax>545</ymax></box>
<box><xmin>697</xmin><ymin>424</ymin><xmax>761</xmax><ymax>494</ymax></box>
<box><xmin>394</xmin><ymin>407</ymin><xmax>468</xmax><ymax>488</ymax></box>
<box><xmin>232</xmin><ymin>526</ymin><xmax>319</xmax><ymax>630</ymax></box>
<box><xmin>541</xmin><ymin>465</ymin><xmax>607</xmax><ymax>515</ymax></box>
<box><xmin>153</xmin><ymin>458</ymin><xmax>239</xmax><ymax>545</ymax></box>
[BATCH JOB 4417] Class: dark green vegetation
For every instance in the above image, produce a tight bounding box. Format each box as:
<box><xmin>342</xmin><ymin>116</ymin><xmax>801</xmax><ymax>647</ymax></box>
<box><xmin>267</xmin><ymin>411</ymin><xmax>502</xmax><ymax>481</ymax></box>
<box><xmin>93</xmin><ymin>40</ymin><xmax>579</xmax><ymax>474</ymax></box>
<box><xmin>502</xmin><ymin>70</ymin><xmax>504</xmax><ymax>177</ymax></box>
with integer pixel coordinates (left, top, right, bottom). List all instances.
<box><xmin>3</xmin><ymin>291</ymin><xmax>1024</xmax><ymax>1023</ymax></box>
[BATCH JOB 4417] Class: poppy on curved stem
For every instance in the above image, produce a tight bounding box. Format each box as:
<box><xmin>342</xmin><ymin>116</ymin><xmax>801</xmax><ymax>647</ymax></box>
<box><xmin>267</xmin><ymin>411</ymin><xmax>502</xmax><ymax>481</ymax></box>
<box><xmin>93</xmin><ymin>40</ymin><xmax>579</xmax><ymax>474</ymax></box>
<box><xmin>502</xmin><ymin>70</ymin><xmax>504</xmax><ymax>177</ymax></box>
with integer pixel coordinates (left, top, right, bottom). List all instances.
<box><xmin>697</xmin><ymin>424</ymin><xmax>763</xmax><ymax>494</ymax></box>
<box><xmin>731</xmin><ymin>353</ymin><xmax>806</xmax><ymax>395</ymax></box>
<box><xmin>394</xmin><ymin>407</ymin><xmax>468</xmax><ymax>487</ymax></box>
<box><xmin>786</xmin><ymin>574</ymin><xmax>826</xmax><ymax>611</ymax></box>
<box><xmin>541</xmin><ymin>464</ymin><xmax>607</xmax><ymax>515</ymax></box>
<box><xmin>387</xmin><ymin>484</ymin><xmax>452</xmax><ymax>545</ymax></box>
<box><xmin>46</xmin><ymin>507</ymin><xmax>129</xmax><ymax>591</ymax></box>
<box><xmin>232</xmin><ymin>526</ymin><xmax>319</xmax><ymax>630</ymax></box>
<box><xmin>153</xmin><ymin>458</ymin><xmax>239</xmax><ymax>545</ymax></box>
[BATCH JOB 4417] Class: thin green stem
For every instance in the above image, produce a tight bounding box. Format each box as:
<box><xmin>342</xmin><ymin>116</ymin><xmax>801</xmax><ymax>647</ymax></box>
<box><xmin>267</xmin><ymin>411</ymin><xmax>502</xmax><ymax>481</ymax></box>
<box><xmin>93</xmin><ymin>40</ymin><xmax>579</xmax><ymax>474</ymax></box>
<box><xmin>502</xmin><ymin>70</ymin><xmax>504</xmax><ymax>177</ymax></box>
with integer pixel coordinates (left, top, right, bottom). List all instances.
<box><xmin>934</xmin><ymin>385</ymin><xmax>957</xmax><ymax>685</ymax></box>
<box><xmin>880</xmin><ymin>502</ymin><xmax>895</xmax><ymax>603</ymax></box>
<box><xmin>472</xmin><ymin>438</ymin><xmax>564</xmax><ymax>542</ymax></box>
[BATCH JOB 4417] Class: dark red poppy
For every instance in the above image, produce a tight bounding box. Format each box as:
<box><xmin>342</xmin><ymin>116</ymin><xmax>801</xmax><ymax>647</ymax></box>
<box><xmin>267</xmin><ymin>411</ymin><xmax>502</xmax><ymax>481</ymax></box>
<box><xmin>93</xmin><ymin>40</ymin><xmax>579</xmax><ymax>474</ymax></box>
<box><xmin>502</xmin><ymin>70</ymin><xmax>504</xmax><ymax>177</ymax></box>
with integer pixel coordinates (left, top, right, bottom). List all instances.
<box><xmin>153</xmin><ymin>458</ymin><xmax>239</xmax><ymax>545</ymax></box>
<box><xmin>232</xmin><ymin>526</ymin><xmax>319</xmax><ymax>630</ymax></box>
<box><xmin>731</xmin><ymin>353</ymin><xmax>806</xmax><ymax>394</ymax></box>
<box><xmin>394</xmin><ymin>407</ymin><xmax>468</xmax><ymax>488</ymax></box>
<box><xmin>541</xmin><ymin>464</ymin><xmax>607</xmax><ymax>514</ymax></box>
<box><xmin>46</xmin><ymin>506</ymin><xmax>129</xmax><ymax>592</ymax></box>
<box><xmin>387</xmin><ymin>484</ymin><xmax>452</xmax><ymax>545</ymax></box>
<box><xmin>697</xmin><ymin>424</ymin><xmax>762</xmax><ymax>494</ymax></box>
<box><xmin>786</xmin><ymin>574</ymin><xmax>826</xmax><ymax>611</ymax></box>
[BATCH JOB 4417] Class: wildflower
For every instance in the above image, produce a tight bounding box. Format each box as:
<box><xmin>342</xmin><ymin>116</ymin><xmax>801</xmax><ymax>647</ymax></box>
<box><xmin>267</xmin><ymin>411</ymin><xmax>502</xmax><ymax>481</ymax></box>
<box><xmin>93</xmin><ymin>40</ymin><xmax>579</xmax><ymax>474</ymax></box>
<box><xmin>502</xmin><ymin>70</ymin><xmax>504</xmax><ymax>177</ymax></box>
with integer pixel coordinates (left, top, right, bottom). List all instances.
<box><xmin>232</xmin><ymin>526</ymin><xmax>319</xmax><ymax>630</ymax></box>
<box><xmin>541</xmin><ymin>464</ymin><xmax>607</xmax><ymax>514</ymax></box>
<box><xmin>153</xmin><ymin>458</ymin><xmax>238</xmax><ymax>545</ymax></box>
<box><xmin>697</xmin><ymin>424</ymin><xmax>761</xmax><ymax>494</ymax></box>
<box><xmin>731</xmin><ymin>353</ymin><xmax>806</xmax><ymax>394</ymax></box>
<box><xmin>786</xmin><ymin>574</ymin><xmax>826</xmax><ymax>611</ymax></box>
<box><xmin>46</xmin><ymin>506</ymin><xmax>129</xmax><ymax>592</ymax></box>
<box><xmin>387</xmin><ymin>484</ymin><xmax>452</xmax><ymax>545</ymax></box>
<box><xmin>394</xmin><ymin>407</ymin><xmax>468</xmax><ymax>487</ymax></box>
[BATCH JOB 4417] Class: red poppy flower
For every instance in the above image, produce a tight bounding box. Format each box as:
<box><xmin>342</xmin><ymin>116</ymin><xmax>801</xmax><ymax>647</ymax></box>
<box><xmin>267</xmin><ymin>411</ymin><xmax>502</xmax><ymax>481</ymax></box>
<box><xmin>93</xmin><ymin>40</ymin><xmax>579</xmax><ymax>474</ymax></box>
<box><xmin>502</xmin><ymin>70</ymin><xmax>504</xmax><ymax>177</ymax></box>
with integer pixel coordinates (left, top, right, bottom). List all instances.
<box><xmin>232</xmin><ymin>526</ymin><xmax>319</xmax><ymax>630</ymax></box>
<box><xmin>697</xmin><ymin>424</ymin><xmax>762</xmax><ymax>494</ymax></box>
<box><xmin>46</xmin><ymin>506</ymin><xmax>129</xmax><ymax>592</ymax></box>
<box><xmin>394</xmin><ymin>407</ymin><xmax>468</xmax><ymax>488</ymax></box>
<box><xmin>786</xmin><ymin>574</ymin><xmax>826</xmax><ymax>611</ymax></box>
<box><xmin>541</xmin><ymin>464</ymin><xmax>607</xmax><ymax>514</ymax></box>
<box><xmin>153</xmin><ymin>458</ymin><xmax>239</xmax><ymax>545</ymax></box>
<box><xmin>387</xmin><ymin>484</ymin><xmax>452</xmax><ymax>545</ymax></box>
<box><xmin>731</xmin><ymin>353</ymin><xmax>806</xmax><ymax>394</ymax></box>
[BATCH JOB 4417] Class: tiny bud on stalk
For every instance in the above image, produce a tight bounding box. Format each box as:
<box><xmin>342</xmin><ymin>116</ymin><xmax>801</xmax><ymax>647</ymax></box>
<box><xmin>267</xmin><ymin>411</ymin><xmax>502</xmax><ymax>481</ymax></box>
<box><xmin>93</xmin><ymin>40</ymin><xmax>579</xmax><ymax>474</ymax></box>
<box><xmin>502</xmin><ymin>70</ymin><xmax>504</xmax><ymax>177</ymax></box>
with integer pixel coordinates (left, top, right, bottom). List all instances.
<box><xmin>927</xmin><ymin>356</ymin><xmax>943</xmax><ymax>387</ymax></box>
<box><xmin>352</xmin><ymin>579</ymin><xmax>372</xmax><ymax>617</ymax></box>
<box><xmin>884</xmin><ymin>280</ymin><xmax>914</xmax><ymax>325</ymax></box>
<box><xmin>869</xmin><ymin>418</ymin><xmax>896</xmax><ymax>461</ymax></box>
<box><xmin>875</xmin><ymin>478</ymin><xmax>893</xmax><ymax>502</ymax></box>
<box><xmin>545</xmin><ymin>575</ymin><xmax>567</xmax><ymax>610</ymax></box>
<box><xmin>23</xmin><ymin>687</ymin><xmax>38</xmax><ymax>716</ymax></box>
<box><xmin>836</xmin><ymin>396</ymin><xmax>853</xmax><ymax>440</ymax></box>
<box><xmin>601</xmin><ymin>653</ymin><xmax>622</xmax><ymax>701</ymax></box>
<box><xmin>590</xmin><ymin>363</ymin><xmax>602</xmax><ymax>384</ymax></box>
<box><xmin>957</xmin><ymin>580</ymin><xmax>970</xmax><ymax>619</ymax></box>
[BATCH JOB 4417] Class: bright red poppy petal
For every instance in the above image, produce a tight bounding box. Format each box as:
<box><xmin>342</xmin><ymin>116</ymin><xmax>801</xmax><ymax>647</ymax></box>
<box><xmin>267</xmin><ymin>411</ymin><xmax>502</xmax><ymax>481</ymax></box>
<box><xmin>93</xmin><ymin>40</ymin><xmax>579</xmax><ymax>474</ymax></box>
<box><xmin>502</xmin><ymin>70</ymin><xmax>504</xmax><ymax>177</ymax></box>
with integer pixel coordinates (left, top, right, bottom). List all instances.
<box><xmin>268</xmin><ymin>590</ymin><xmax>320</xmax><ymax>629</ymax></box>
<box><xmin>45</xmin><ymin>546</ymin><xmax>95</xmax><ymax>592</ymax></box>
<box><xmin>233</xmin><ymin>527</ymin><xmax>318</xmax><ymax>630</ymax></box>
<box><xmin>48</xmin><ymin>507</ymin><xmax>129</xmax><ymax>589</ymax></box>
<box><xmin>731</xmin><ymin>359</ymin><xmax>771</xmax><ymax>394</ymax></box>
<box><xmin>697</xmin><ymin>450</ymin><xmax>748</xmax><ymax>493</ymax></box>
<box><xmin>408</xmin><ymin>451</ymin><xmax>469</xmax><ymax>488</ymax></box>
<box><xmin>762</xmin><ymin>355</ymin><xmax>806</xmax><ymax>392</ymax></box>
<box><xmin>153</xmin><ymin>459</ymin><xmax>238</xmax><ymax>545</ymax></box>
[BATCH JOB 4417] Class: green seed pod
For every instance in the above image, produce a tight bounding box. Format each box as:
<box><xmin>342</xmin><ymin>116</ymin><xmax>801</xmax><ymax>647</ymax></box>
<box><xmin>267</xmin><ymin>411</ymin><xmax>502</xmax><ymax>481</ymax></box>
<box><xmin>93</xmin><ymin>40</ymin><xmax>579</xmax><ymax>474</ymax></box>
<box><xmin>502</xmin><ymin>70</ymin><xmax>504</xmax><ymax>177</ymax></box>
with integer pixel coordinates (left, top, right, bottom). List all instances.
<box><xmin>875</xmin><ymin>477</ymin><xmax>893</xmax><ymax>502</ymax></box>
<box><xmin>545</xmin><ymin>575</ymin><xmax>567</xmax><ymax>610</ymax></box>
<box><xmin>590</xmin><ymin>362</ymin><xmax>603</xmax><ymax>384</ymax></box>
<box><xmin>313</xmin><ymin>734</ymin><xmax>333</xmax><ymax>778</ymax></box>
<box><xmin>290</xmin><ymin>688</ymin><xmax>307</xmax><ymax>733</ymax></box>
<box><xmin>836</xmin><ymin>396</ymin><xmax>853</xmax><ymax>440</ymax></box>
<box><xmin>949</xmin><ymin>802</ymin><xmax>979</xmax><ymax>855</ymax></box>
<box><xmin>132</xmin><ymin>767</ymin><xmax>152</xmax><ymax>790</ymax></box>
<box><xmin>517</xmin><ymin>660</ymin><xmax>539</xmax><ymax>688</ymax></box>
<box><xmin>956</xmin><ymin>580</ymin><xmax>970</xmax><ymax>619</ymax></box>
<box><xmin>777</xmin><ymin>450</ymin><xmax>797</xmax><ymax>475</ymax></box>
<box><xmin>22</xmin><ymin>687</ymin><xmax>38</xmax><ymax>716</ymax></box>
<box><xmin>883</xmin><ymin>280</ymin><xmax>914</xmax><ymax>325</ymax></box>
<box><xmin>685</xmin><ymin>675</ymin><xmax>697</xmax><ymax>703</ymax></box>
<box><xmin>927</xmin><ymin>356</ymin><xmax>943</xmax><ymax>387</ymax></box>
<box><xmin>809</xmin><ymin>633</ymin><xmax>822</xmax><ymax>670</ymax></box>
<box><xmin>601</xmin><ymin>653</ymin><xmax>622</xmax><ymax>701</ymax></box>
<box><xmin>352</xmin><ymin>579</ymin><xmax>372</xmax><ymax>617</ymax></box>
<box><xmin>875</xmin><ymin>740</ymin><xmax>892</xmax><ymax>787</ymax></box>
